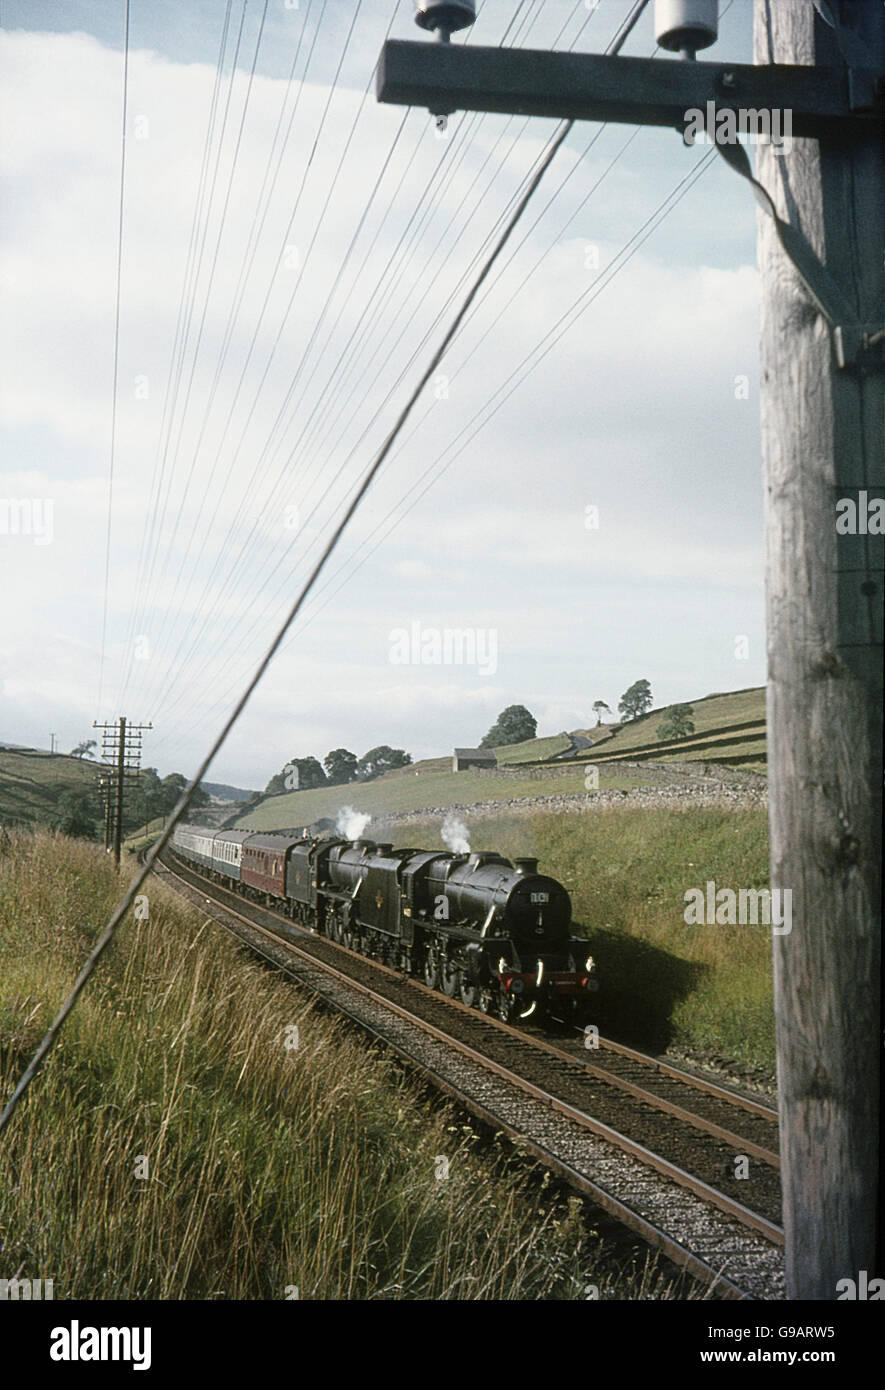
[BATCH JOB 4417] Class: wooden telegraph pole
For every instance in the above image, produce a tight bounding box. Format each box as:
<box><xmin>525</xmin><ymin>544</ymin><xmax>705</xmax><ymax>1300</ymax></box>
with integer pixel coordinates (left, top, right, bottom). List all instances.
<box><xmin>755</xmin><ymin>0</ymin><xmax>883</xmax><ymax>1299</ymax></box>
<box><xmin>378</xmin><ymin>0</ymin><xmax>884</xmax><ymax>1297</ymax></box>
<box><xmin>93</xmin><ymin>717</ymin><xmax>152</xmax><ymax>866</ymax></box>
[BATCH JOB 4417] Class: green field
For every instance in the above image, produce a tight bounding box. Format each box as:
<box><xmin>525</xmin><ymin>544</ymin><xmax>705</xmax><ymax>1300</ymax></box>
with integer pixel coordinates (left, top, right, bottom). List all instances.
<box><xmin>495</xmin><ymin>732</ymin><xmax>573</xmax><ymax>764</ymax></box>
<box><xmin>0</xmin><ymin>747</ymin><xmax>101</xmax><ymax>828</ymax></box>
<box><xmin>233</xmin><ymin>766</ymin><xmax>646</xmax><ymax>832</ymax></box>
<box><xmin>589</xmin><ymin>688</ymin><xmax>766</xmax><ymax>763</ymax></box>
<box><xmin>0</xmin><ymin>831</ymin><xmax>696</xmax><ymax>1300</ymax></box>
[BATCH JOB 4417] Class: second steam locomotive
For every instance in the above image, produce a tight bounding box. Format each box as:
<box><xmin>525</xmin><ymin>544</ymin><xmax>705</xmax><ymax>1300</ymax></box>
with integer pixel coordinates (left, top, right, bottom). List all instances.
<box><xmin>172</xmin><ymin>826</ymin><xmax>598</xmax><ymax>1025</ymax></box>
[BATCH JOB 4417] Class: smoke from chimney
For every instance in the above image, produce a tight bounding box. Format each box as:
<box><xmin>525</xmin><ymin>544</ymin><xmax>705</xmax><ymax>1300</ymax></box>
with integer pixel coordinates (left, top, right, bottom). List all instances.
<box><xmin>441</xmin><ymin>812</ymin><xmax>470</xmax><ymax>854</ymax></box>
<box><xmin>336</xmin><ymin>805</ymin><xmax>371</xmax><ymax>840</ymax></box>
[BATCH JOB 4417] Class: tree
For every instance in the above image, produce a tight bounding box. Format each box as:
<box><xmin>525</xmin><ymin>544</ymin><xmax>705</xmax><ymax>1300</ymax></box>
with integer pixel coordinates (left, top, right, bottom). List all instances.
<box><xmin>656</xmin><ymin>703</ymin><xmax>695</xmax><ymax>741</ymax></box>
<box><xmin>356</xmin><ymin>746</ymin><xmax>412</xmax><ymax>781</ymax></box>
<box><xmin>479</xmin><ymin>705</ymin><xmax>537</xmax><ymax>749</ymax></box>
<box><xmin>265</xmin><ymin>756</ymin><xmax>327</xmax><ymax>796</ymax></box>
<box><xmin>131</xmin><ymin>767</ymin><xmax>166</xmax><ymax>830</ymax></box>
<box><xmin>324</xmin><ymin>748</ymin><xmax>358</xmax><ymax>785</ymax></box>
<box><xmin>592</xmin><ymin>700</ymin><xmax>611</xmax><ymax>727</ymax></box>
<box><xmin>618</xmin><ymin>680</ymin><xmax>653</xmax><ymax>722</ymax></box>
<box><xmin>155</xmin><ymin>773</ymin><xmax>208</xmax><ymax>826</ymax></box>
<box><xmin>52</xmin><ymin>789</ymin><xmax>99</xmax><ymax>839</ymax></box>
<box><xmin>70</xmin><ymin>740</ymin><xmax>97</xmax><ymax>759</ymax></box>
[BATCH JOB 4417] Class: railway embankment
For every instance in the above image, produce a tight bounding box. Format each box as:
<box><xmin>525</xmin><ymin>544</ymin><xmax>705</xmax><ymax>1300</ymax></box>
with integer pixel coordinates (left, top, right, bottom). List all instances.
<box><xmin>1</xmin><ymin>828</ymin><xmax>663</xmax><ymax>1301</ymax></box>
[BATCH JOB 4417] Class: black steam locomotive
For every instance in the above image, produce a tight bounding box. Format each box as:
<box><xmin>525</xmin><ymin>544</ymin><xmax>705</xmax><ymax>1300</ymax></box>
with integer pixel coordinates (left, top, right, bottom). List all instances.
<box><xmin>172</xmin><ymin>825</ymin><xmax>598</xmax><ymax>1024</ymax></box>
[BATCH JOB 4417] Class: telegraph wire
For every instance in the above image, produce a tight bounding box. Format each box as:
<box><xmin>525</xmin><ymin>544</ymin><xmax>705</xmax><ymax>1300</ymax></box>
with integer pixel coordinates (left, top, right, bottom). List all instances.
<box><xmin>118</xmin><ymin>0</ymin><xmax>238</xmax><ymax>703</ymax></box>
<box><xmin>96</xmin><ymin>0</ymin><xmax>131</xmax><ymax>716</ymax></box>
<box><xmin>127</xmin><ymin>0</ymin><xmax>565</xmax><ymax>716</ymax></box>
<box><xmin>0</xmin><ymin>15</ymin><xmax>589</xmax><ymax>1135</ymax></box>
<box><xmin>159</xmin><ymin>141</ymin><xmax>716</xmax><ymax>755</ymax></box>
<box><xmin>151</xmin><ymin>3</ymin><xmax>651</xmax><ymax>732</ymax></box>
<box><xmin>137</xmin><ymin>4</ymin><xmax>607</xmax><ymax>724</ymax></box>
<box><xmin>129</xmin><ymin>0</ymin><xmax>365</xmax><ymax>707</ymax></box>
<box><xmin>119</xmin><ymin>0</ymin><xmax>248</xmax><ymax>698</ymax></box>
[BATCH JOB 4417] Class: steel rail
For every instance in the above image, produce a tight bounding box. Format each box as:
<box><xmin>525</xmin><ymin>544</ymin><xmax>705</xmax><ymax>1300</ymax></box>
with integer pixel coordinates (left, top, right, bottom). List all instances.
<box><xmin>160</xmin><ymin>849</ymin><xmax>780</xmax><ymax>1160</ymax></box>
<box><xmin>155</xmin><ymin>854</ymin><xmax>768</xmax><ymax>1299</ymax></box>
<box><xmin>157</xmin><ymin>851</ymin><xmax>785</xmax><ymax>1259</ymax></box>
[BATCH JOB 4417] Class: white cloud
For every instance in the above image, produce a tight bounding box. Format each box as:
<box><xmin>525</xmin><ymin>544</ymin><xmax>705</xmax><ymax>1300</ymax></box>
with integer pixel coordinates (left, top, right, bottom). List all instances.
<box><xmin>0</xmin><ymin>15</ymin><xmax>765</xmax><ymax>787</ymax></box>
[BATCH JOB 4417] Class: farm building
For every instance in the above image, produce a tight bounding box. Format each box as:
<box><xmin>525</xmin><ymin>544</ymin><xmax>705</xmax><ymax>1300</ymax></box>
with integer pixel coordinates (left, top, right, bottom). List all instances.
<box><xmin>452</xmin><ymin>747</ymin><xmax>497</xmax><ymax>772</ymax></box>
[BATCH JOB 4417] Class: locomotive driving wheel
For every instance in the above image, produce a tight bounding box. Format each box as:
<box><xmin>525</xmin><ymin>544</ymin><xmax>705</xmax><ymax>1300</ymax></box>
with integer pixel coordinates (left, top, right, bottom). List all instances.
<box><xmin>423</xmin><ymin>946</ymin><xmax>440</xmax><ymax>989</ymax></box>
<box><xmin>440</xmin><ymin>958</ymin><xmax>460</xmax><ymax>998</ymax></box>
<box><xmin>496</xmin><ymin>993</ymin><xmax>517</xmax><ymax>1024</ymax></box>
<box><xmin>459</xmin><ymin>978</ymin><xmax>480</xmax><ymax>1008</ymax></box>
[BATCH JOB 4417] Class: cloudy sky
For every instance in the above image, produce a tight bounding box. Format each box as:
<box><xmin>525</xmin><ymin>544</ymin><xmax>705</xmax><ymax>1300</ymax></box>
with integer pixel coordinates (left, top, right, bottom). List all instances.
<box><xmin>0</xmin><ymin>0</ymin><xmax>765</xmax><ymax>789</ymax></box>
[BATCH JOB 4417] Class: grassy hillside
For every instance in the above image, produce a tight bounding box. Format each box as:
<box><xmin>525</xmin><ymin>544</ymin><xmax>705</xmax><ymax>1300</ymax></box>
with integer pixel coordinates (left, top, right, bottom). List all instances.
<box><xmin>0</xmin><ymin>747</ymin><xmax>100</xmax><ymax>828</ymax></box>
<box><xmin>233</xmin><ymin>688</ymin><xmax>765</xmax><ymax>833</ymax></box>
<box><xmin>496</xmin><ymin>732</ymin><xmax>573</xmax><ymax>764</ymax></box>
<box><xmin>0</xmin><ymin>832</ymin><xmax>691</xmax><ymax>1300</ymax></box>
<box><xmin>233</xmin><ymin>765</ymin><xmax>645</xmax><ymax>832</ymax></box>
<box><xmin>589</xmin><ymin>688</ymin><xmax>766</xmax><ymax>764</ymax></box>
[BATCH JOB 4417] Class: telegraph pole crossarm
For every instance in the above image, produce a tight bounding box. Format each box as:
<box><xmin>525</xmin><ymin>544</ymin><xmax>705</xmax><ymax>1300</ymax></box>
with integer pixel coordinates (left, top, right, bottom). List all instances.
<box><xmin>377</xmin><ymin>39</ymin><xmax>885</xmax><ymax>137</ymax></box>
<box><xmin>92</xmin><ymin>717</ymin><xmax>152</xmax><ymax>867</ymax></box>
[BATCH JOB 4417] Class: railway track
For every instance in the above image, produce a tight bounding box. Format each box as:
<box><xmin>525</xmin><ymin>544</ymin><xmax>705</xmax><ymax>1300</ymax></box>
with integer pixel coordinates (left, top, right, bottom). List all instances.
<box><xmin>154</xmin><ymin>849</ymin><xmax>785</xmax><ymax>1300</ymax></box>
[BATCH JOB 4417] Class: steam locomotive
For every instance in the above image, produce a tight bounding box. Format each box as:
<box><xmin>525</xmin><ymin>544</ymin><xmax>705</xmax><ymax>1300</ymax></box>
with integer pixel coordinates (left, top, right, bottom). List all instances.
<box><xmin>171</xmin><ymin>825</ymin><xmax>598</xmax><ymax>1024</ymax></box>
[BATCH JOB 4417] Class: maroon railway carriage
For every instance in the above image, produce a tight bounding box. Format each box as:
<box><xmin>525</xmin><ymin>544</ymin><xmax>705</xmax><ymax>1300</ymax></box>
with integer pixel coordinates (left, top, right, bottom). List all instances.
<box><xmin>240</xmin><ymin>833</ymin><xmax>303</xmax><ymax>901</ymax></box>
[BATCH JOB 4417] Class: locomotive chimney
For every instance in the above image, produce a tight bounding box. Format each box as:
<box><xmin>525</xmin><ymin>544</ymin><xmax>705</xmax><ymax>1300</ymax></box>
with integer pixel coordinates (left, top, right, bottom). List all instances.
<box><xmin>514</xmin><ymin>857</ymin><xmax>538</xmax><ymax>875</ymax></box>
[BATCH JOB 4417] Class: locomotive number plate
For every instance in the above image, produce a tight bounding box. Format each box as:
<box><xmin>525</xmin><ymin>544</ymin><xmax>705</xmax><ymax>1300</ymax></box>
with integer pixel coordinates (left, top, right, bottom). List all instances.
<box><xmin>530</xmin><ymin>892</ymin><xmax>549</xmax><ymax>904</ymax></box>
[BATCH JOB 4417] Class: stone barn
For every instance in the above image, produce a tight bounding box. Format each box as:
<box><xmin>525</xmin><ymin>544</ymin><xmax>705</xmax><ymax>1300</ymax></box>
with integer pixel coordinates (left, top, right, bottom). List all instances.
<box><xmin>452</xmin><ymin>747</ymin><xmax>497</xmax><ymax>772</ymax></box>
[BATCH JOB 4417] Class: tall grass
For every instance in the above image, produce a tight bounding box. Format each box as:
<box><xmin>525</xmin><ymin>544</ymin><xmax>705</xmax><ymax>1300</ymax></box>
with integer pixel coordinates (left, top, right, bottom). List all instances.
<box><xmin>0</xmin><ymin>831</ymin><xmax>696</xmax><ymax>1300</ymax></box>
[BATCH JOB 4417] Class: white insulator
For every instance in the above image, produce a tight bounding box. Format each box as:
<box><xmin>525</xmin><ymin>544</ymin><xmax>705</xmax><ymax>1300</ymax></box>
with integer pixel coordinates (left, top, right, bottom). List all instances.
<box><xmin>413</xmin><ymin>1</ymin><xmax>477</xmax><ymax>38</ymax></box>
<box><xmin>654</xmin><ymin>0</ymin><xmax>718</xmax><ymax>55</ymax></box>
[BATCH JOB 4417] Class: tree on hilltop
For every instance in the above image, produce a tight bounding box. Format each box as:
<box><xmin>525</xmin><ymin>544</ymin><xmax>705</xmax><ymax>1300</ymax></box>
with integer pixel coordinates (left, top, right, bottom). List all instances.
<box><xmin>618</xmin><ymin>680</ymin><xmax>653</xmax><ymax>722</ymax></box>
<box><xmin>591</xmin><ymin>700</ymin><xmax>612</xmax><ymax>727</ymax></box>
<box><xmin>357</xmin><ymin>746</ymin><xmax>412</xmax><ymax>781</ymax></box>
<box><xmin>480</xmin><ymin>705</ymin><xmax>537</xmax><ymax>749</ymax></box>
<box><xmin>265</xmin><ymin>756</ymin><xmax>327</xmax><ymax>796</ymax></box>
<box><xmin>324</xmin><ymin>748</ymin><xmax>358</xmax><ymax>785</ymax></box>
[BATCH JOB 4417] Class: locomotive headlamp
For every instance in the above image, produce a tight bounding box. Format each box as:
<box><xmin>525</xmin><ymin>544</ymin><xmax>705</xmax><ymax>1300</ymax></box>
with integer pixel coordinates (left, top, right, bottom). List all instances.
<box><xmin>509</xmin><ymin>977</ymin><xmax>525</xmax><ymax>995</ymax></box>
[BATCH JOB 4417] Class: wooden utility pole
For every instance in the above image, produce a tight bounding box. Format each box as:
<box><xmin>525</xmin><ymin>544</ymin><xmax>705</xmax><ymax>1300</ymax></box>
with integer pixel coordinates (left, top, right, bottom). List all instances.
<box><xmin>93</xmin><ymin>717</ymin><xmax>152</xmax><ymax>866</ymax></box>
<box><xmin>378</xmin><ymin>0</ymin><xmax>884</xmax><ymax>1298</ymax></box>
<box><xmin>755</xmin><ymin>0</ymin><xmax>883</xmax><ymax>1299</ymax></box>
<box><xmin>114</xmin><ymin>716</ymin><xmax>126</xmax><ymax>868</ymax></box>
<box><xmin>100</xmin><ymin>776</ymin><xmax>113</xmax><ymax>852</ymax></box>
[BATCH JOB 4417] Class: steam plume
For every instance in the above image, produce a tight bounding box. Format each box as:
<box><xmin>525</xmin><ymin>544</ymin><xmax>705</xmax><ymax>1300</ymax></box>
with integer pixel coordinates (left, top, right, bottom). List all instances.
<box><xmin>441</xmin><ymin>812</ymin><xmax>470</xmax><ymax>854</ymax></box>
<box><xmin>336</xmin><ymin>806</ymin><xmax>371</xmax><ymax>840</ymax></box>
